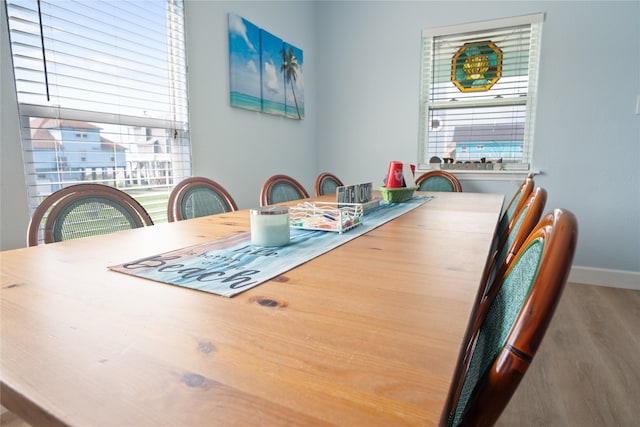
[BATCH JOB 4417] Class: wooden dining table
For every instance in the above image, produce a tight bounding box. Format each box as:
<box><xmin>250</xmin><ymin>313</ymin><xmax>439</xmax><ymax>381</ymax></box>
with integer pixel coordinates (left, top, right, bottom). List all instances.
<box><xmin>1</xmin><ymin>191</ymin><xmax>504</xmax><ymax>426</ymax></box>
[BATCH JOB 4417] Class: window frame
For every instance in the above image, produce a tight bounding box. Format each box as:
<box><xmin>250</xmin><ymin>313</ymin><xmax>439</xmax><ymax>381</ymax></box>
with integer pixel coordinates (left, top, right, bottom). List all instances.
<box><xmin>5</xmin><ymin>0</ymin><xmax>192</xmax><ymax>231</ymax></box>
<box><xmin>417</xmin><ymin>13</ymin><xmax>544</xmax><ymax>178</ymax></box>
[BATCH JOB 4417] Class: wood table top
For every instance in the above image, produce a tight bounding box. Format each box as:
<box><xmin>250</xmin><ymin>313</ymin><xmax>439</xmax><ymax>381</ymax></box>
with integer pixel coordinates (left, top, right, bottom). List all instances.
<box><xmin>1</xmin><ymin>191</ymin><xmax>504</xmax><ymax>426</ymax></box>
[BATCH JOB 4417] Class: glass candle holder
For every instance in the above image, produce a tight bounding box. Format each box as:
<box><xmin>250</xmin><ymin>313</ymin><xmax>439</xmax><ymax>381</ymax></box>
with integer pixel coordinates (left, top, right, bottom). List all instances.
<box><xmin>250</xmin><ymin>206</ymin><xmax>290</xmax><ymax>247</ymax></box>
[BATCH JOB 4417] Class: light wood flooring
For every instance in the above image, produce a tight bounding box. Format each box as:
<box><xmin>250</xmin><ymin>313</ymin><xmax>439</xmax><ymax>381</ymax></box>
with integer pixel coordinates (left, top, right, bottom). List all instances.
<box><xmin>495</xmin><ymin>282</ymin><xmax>640</xmax><ymax>427</ymax></box>
<box><xmin>2</xmin><ymin>283</ymin><xmax>639</xmax><ymax>427</ymax></box>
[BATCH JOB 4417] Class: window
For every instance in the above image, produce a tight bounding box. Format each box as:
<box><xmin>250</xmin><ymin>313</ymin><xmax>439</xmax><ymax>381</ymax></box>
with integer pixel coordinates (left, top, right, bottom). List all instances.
<box><xmin>5</xmin><ymin>0</ymin><xmax>191</xmax><ymax>227</ymax></box>
<box><xmin>418</xmin><ymin>14</ymin><xmax>543</xmax><ymax>172</ymax></box>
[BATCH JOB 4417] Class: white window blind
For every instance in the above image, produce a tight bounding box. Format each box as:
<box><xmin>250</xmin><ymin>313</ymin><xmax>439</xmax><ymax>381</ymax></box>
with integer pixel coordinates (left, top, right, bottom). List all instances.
<box><xmin>5</xmin><ymin>0</ymin><xmax>191</xmax><ymax>226</ymax></box>
<box><xmin>419</xmin><ymin>14</ymin><xmax>543</xmax><ymax>171</ymax></box>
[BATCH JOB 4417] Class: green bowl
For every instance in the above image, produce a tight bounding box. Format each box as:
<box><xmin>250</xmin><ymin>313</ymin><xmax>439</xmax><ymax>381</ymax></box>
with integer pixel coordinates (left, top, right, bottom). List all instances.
<box><xmin>378</xmin><ymin>186</ymin><xmax>418</xmax><ymax>203</ymax></box>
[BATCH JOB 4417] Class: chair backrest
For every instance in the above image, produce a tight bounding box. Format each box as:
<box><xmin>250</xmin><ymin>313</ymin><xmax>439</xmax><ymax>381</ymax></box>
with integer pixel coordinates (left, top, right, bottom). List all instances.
<box><xmin>497</xmin><ymin>174</ymin><xmax>535</xmax><ymax>242</ymax></box>
<box><xmin>481</xmin><ymin>187</ymin><xmax>548</xmax><ymax>298</ymax></box>
<box><xmin>259</xmin><ymin>174</ymin><xmax>309</xmax><ymax>206</ymax></box>
<box><xmin>441</xmin><ymin>209</ymin><xmax>578</xmax><ymax>427</ymax></box>
<box><xmin>167</xmin><ymin>177</ymin><xmax>238</xmax><ymax>222</ymax></box>
<box><xmin>27</xmin><ymin>184</ymin><xmax>154</xmax><ymax>246</ymax></box>
<box><xmin>314</xmin><ymin>172</ymin><xmax>344</xmax><ymax>197</ymax></box>
<box><xmin>470</xmin><ymin>187</ymin><xmax>548</xmax><ymax>351</ymax></box>
<box><xmin>415</xmin><ymin>171</ymin><xmax>462</xmax><ymax>192</ymax></box>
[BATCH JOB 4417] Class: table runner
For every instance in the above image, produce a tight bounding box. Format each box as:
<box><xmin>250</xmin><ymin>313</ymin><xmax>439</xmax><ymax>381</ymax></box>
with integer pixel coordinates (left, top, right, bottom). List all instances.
<box><xmin>109</xmin><ymin>196</ymin><xmax>432</xmax><ymax>297</ymax></box>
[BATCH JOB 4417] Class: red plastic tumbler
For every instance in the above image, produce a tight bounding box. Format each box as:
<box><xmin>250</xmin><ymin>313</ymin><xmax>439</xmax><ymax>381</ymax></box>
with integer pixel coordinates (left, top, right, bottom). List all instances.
<box><xmin>385</xmin><ymin>161</ymin><xmax>404</xmax><ymax>188</ymax></box>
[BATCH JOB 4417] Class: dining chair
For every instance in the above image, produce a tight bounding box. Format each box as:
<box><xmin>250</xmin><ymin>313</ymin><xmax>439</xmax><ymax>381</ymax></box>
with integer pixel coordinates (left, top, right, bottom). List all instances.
<box><xmin>496</xmin><ymin>173</ymin><xmax>535</xmax><ymax>243</ymax></box>
<box><xmin>441</xmin><ymin>208</ymin><xmax>578</xmax><ymax>427</ymax></box>
<box><xmin>167</xmin><ymin>176</ymin><xmax>238</xmax><ymax>222</ymax></box>
<box><xmin>314</xmin><ymin>172</ymin><xmax>344</xmax><ymax>197</ymax></box>
<box><xmin>259</xmin><ymin>174</ymin><xmax>310</xmax><ymax>206</ymax></box>
<box><xmin>415</xmin><ymin>170</ymin><xmax>462</xmax><ymax>192</ymax></box>
<box><xmin>27</xmin><ymin>184</ymin><xmax>154</xmax><ymax>246</ymax></box>
<box><xmin>471</xmin><ymin>187</ymin><xmax>548</xmax><ymax>344</ymax></box>
<box><xmin>462</xmin><ymin>186</ymin><xmax>547</xmax><ymax>390</ymax></box>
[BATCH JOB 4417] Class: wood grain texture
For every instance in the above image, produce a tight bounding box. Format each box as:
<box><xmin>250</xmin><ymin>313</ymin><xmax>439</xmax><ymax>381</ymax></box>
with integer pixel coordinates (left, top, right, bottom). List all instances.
<box><xmin>1</xmin><ymin>192</ymin><xmax>504</xmax><ymax>426</ymax></box>
<box><xmin>4</xmin><ymin>282</ymin><xmax>638</xmax><ymax>426</ymax></box>
<box><xmin>0</xmin><ymin>406</ymin><xmax>28</xmax><ymax>427</ymax></box>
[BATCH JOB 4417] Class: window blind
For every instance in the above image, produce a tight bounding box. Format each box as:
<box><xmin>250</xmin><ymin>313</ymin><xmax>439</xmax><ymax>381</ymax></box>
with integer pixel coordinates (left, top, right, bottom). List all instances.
<box><xmin>5</xmin><ymin>0</ymin><xmax>191</xmax><ymax>226</ymax></box>
<box><xmin>419</xmin><ymin>14</ymin><xmax>543</xmax><ymax>170</ymax></box>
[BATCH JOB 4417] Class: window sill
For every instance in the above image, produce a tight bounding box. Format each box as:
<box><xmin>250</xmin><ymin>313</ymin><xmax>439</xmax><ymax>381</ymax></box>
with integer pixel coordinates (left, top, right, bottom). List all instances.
<box><xmin>416</xmin><ymin>168</ymin><xmax>541</xmax><ymax>181</ymax></box>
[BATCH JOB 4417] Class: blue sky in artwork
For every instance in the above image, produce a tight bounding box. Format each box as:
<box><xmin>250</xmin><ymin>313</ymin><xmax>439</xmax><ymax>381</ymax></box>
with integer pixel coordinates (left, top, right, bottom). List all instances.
<box><xmin>228</xmin><ymin>13</ymin><xmax>261</xmax><ymax>98</ymax></box>
<box><xmin>260</xmin><ymin>29</ymin><xmax>285</xmax><ymax>104</ymax></box>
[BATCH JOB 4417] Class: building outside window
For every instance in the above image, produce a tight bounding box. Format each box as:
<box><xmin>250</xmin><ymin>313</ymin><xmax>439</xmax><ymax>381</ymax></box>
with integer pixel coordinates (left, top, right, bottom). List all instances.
<box><xmin>4</xmin><ymin>0</ymin><xmax>191</xmax><ymax>226</ymax></box>
<box><xmin>418</xmin><ymin>14</ymin><xmax>543</xmax><ymax>172</ymax></box>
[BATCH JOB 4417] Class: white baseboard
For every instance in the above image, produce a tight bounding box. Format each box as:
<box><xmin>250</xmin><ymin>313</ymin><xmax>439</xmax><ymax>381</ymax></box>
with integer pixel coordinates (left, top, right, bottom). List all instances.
<box><xmin>569</xmin><ymin>266</ymin><xmax>640</xmax><ymax>291</ymax></box>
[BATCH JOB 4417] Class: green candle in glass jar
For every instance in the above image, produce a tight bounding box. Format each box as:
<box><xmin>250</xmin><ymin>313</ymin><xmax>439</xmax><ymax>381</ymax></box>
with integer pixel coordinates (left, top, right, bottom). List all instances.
<box><xmin>250</xmin><ymin>206</ymin><xmax>290</xmax><ymax>247</ymax></box>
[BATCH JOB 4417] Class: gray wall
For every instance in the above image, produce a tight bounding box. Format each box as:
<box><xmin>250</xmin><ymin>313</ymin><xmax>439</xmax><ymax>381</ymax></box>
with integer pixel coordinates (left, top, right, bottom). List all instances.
<box><xmin>313</xmin><ymin>1</ymin><xmax>640</xmax><ymax>273</ymax></box>
<box><xmin>2</xmin><ymin>1</ymin><xmax>639</xmax><ymax>277</ymax></box>
<box><xmin>185</xmin><ymin>1</ymin><xmax>318</xmax><ymax>209</ymax></box>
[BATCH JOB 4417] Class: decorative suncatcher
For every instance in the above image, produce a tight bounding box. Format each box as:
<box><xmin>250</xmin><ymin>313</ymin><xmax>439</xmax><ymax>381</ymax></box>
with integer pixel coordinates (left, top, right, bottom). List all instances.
<box><xmin>451</xmin><ymin>41</ymin><xmax>502</xmax><ymax>92</ymax></box>
<box><xmin>228</xmin><ymin>13</ymin><xmax>304</xmax><ymax>120</ymax></box>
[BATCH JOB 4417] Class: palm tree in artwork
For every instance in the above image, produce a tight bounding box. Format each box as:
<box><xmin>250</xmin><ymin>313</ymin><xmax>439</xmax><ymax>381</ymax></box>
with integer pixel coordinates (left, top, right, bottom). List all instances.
<box><xmin>280</xmin><ymin>46</ymin><xmax>301</xmax><ymax>119</ymax></box>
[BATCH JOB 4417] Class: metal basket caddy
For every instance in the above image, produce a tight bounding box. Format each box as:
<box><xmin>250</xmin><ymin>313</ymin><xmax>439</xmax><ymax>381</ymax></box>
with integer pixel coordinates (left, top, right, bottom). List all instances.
<box><xmin>290</xmin><ymin>201</ymin><xmax>363</xmax><ymax>233</ymax></box>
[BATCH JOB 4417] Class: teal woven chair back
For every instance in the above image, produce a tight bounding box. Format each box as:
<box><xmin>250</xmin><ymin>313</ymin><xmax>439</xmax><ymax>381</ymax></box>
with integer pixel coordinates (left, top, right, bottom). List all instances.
<box><xmin>418</xmin><ymin>175</ymin><xmax>455</xmax><ymax>192</ymax></box>
<box><xmin>52</xmin><ymin>196</ymin><xmax>143</xmax><ymax>242</ymax></box>
<box><xmin>167</xmin><ymin>177</ymin><xmax>238</xmax><ymax>222</ymax></box>
<box><xmin>270</xmin><ymin>182</ymin><xmax>306</xmax><ymax>204</ymax></box>
<box><xmin>180</xmin><ymin>187</ymin><xmax>232</xmax><ymax>218</ymax></box>
<box><xmin>496</xmin><ymin>174</ymin><xmax>535</xmax><ymax>242</ymax></box>
<box><xmin>314</xmin><ymin>172</ymin><xmax>344</xmax><ymax>196</ymax></box>
<box><xmin>501</xmin><ymin>192</ymin><xmax>522</xmax><ymax>230</ymax></box>
<box><xmin>27</xmin><ymin>184</ymin><xmax>154</xmax><ymax>246</ymax></box>
<box><xmin>483</xmin><ymin>187</ymin><xmax>547</xmax><ymax>297</ymax></box>
<box><xmin>260</xmin><ymin>174</ymin><xmax>309</xmax><ymax>206</ymax></box>
<box><xmin>320</xmin><ymin>178</ymin><xmax>340</xmax><ymax>196</ymax></box>
<box><xmin>415</xmin><ymin>171</ymin><xmax>462</xmax><ymax>192</ymax></box>
<box><xmin>442</xmin><ymin>209</ymin><xmax>578</xmax><ymax>427</ymax></box>
<box><xmin>450</xmin><ymin>238</ymin><xmax>543</xmax><ymax>426</ymax></box>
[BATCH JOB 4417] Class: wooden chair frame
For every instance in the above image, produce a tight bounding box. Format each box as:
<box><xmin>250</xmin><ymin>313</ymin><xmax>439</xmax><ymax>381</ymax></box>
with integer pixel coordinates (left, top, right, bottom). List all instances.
<box><xmin>27</xmin><ymin>184</ymin><xmax>154</xmax><ymax>246</ymax></box>
<box><xmin>468</xmin><ymin>187</ymin><xmax>548</xmax><ymax>362</ymax></box>
<box><xmin>415</xmin><ymin>170</ymin><xmax>463</xmax><ymax>192</ymax></box>
<box><xmin>479</xmin><ymin>187</ymin><xmax>548</xmax><ymax>300</ymax></box>
<box><xmin>498</xmin><ymin>173</ymin><xmax>535</xmax><ymax>244</ymax></box>
<box><xmin>441</xmin><ymin>209</ymin><xmax>578</xmax><ymax>427</ymax></box>
<box><xmin>484</xmin><ymin>174</ymin><xmax>535</xmax><ymax>289</ymax></box>
<box><xmin>167</xmin><ymin>177</ymin><xmax>238</xmax><ymax>222</ymax></box>
<box><xmin>314</xmin><ymin>172</ymin><xmax>344</xmax><ymax>197</ymax></box>
<box><xmin>259</xmin><ymin>174</ymin><xmax>309</xmax><ymax>206</ymax></box>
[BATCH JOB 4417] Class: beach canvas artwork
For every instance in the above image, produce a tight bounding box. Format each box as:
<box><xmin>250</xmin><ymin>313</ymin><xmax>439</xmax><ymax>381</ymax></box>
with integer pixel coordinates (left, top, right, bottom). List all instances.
<box><xmin>228</xmin><ymin>14</ymin><xmax>304</xmax><ymax>119</ymax></box>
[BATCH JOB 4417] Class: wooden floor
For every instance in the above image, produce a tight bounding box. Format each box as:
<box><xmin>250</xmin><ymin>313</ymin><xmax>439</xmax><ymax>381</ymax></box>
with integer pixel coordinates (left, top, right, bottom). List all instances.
<box><xmin>496</xmin><ymin>282</ymin><xmax>640</xmax><ymax>427</ymax></box>
<box><xmin>0</xmin><ymin>411</ymin><xmax>25</xmax><ymax>427</ymax></box>
<box><xmin>2</xmin><ymin>283</ymin><xmax>638</xmax><ymax>427</ymax></box>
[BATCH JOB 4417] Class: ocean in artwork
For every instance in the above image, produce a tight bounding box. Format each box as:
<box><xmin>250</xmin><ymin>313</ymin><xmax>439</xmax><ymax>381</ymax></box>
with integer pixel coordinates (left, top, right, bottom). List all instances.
<box><xmin>285</xmin><ymin>103</ymin><xmax>304</xmax><ymax>119</ymax></box>
<box><xmin>261</xmin><ymin>98</ymin><xmax>286</xmax><ymax>116</ymax></box>
<box><xmin>230</xmin><ymin>93</ymin><xmax>304</xmax><ymax>118</ymax></box>
<box><xmin>230</xmin><ymin>92</ymin><xmax>262</xmax><ymax>112</ymax></box>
